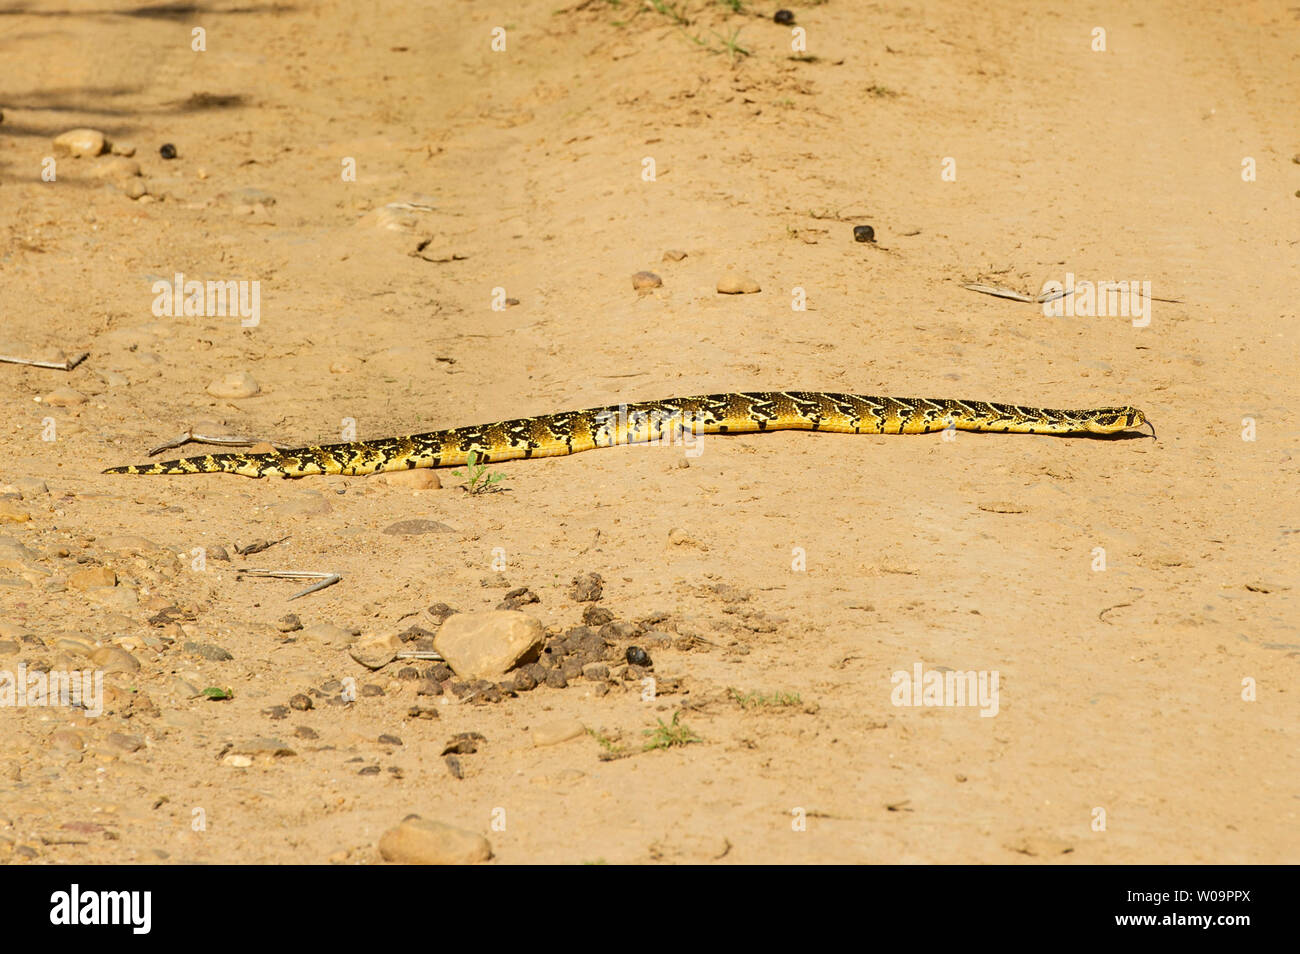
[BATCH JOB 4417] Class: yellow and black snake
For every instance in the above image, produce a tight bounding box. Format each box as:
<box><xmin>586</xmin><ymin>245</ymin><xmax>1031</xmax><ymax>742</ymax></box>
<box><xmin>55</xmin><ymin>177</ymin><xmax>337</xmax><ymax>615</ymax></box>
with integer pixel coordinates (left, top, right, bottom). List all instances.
<box><xmin>103</xmin><ymin>392</ymin><xmax>1152</xmax><ymax>478</ymax></box>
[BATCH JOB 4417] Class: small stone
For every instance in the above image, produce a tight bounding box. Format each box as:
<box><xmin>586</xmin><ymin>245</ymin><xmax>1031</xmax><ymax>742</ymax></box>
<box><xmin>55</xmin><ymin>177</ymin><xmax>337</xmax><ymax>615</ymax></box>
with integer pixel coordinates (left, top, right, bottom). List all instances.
<box><xmin>600</xmin><ymin>620</ymin><xmax>645</xmax><ymax>641</ymax></box>
<box><xmin>300</xmin><ymin>623</ymin><xmax>355</xmax><ymax>649</ymax></box>
<box><xmin>53</xmin><ymin>128</ymin><xmax>108</xmax><ymax>158</ymax></box>
<box><xmin>434</xmin><ymin>610</ymin><xmax>544</xmax><ymax>680</ymax></box>
<box><xmin>349</xmin><ymin>632</ymin><xmax>401</xmax><ymax>670</ymax></box>
<box><xmin>233</xmin><ymin>737</ymin><xmax>296</xmax><ymax>758</ymax></box>
<box><xmin>159</xmin><ymin>143</ymin><xmax>178</xmax><ymax>160</ymax></box>
<box><xmin>544</xmin><ymin>669</ymin><xmax>568</xmax><ymax>690</ymax></box>
<box><xmin>426</xmin><ymin>603</ymin><xmax>457</xmax><ymax>626</ymax></box>
<box><xmin>223</xmin><ymin>754</ymin><xmax>253</xmax><ymax>768</ymax></box>
<box><xmin>205</xmin><ymin>371</ymin><xmax>259</xmax><ymax>399</ymax></box>
<box><xmin>374</xmin><ymin>470</ymin><xmax>441</xmax><ymax>490</ymax></box>
<box><xmin>668</xmin><ymin>527</ymin><xmax>704</xmax><ymax>548</ymax></box>
<box><xmin>570</xmin><ymin>572</ymin><xmax>604</xmax><ymax>602</ymax></box>
<box><xmin>50</xmin><ymin>728</ymin><xmax>85</xmax><ymax>752</ymax></box>
<box><xmin>111</xmin><ymin>141</ymin><xmax>137</xmax><ymax>157</ymax></box>
<box><xmin>582</xmin><ymin>662</ymin><xmax>610</xmax><ymax>681</ymax></box>
<box><xmin>89</xmin><ymin>157</ymin><xmax>141</xmax><ymax>181</ymax></box>
<box><xmin>289</xmin><ymin>693</ymin><xmax>314</xmax><ymax>711</ymax></box>
<box><xmin>853</xmin><ymin>225</ymin><xmax>876</xmax><ymax>243</ymax></box>
<box><xmin>717</xmin><ymin>270</ymin><xmax>761</xmax><ymax>294</ymax></box>
<box><xmin>43</xmin><ymin>387</ymin><xmax>87</xmax><ymax>407</ymax></box>
<box><xmin>122</xmin><ymin>179</ymin><xmax>148</xmax><ymax>200</ymax></box>
<box><xmin>415</xmin><ymin>678</ymin><xmax>443</xmax><ymax>696</ymax></box>
<box><xmin>632</xmin><ymin>271</ymin><xmax>662</xmax><ymax>291</ymax></box>
<box><xmin>275</xmin><ymin>614</ymin><xmax>303</xmax><ymax>633</ymax></box>
<box><xmin>662</xmin><ymin>249</ymin><xmax>687</xmax><ymax>261</ymax></box>
<box><xmin>69</xmin><ymin>567</ymin><xmax>116</xmax><ymax>590</ymax></box>
<box><xmin>626</xmin><ymin>646</ymin><xmax>652</xmax><ymax>667</ymax></box>
<box><xmin>582</xmin><ymin>605</ymin><xmax>615</xmax><ymax>626</ymax></box>
<box><xmin>89</xmin><ymin>646</ymin><xmax>140</xmax><ymax>673</ymax></box>
<box><xmin>0</xmin><ymin>501</ymin><xmax>30</xmax><ymax>524</ymax></box>
<box><xmin>184</xmin><ymin>641</ymin><xmax>233</xmax><ymax>662</ymax></box>
<box><xmin>532</xmin><ymin>719</ymin><xmax>585</xmax><ymax>747</ymax></box>
<box><xmin>106</xmin><ymin>732</ymin><xmax>144</xmax><ymax>753</ymax></box>
<box><xmin>511</xmin><ymin>670</ymin><xmax>537</xmax><ymax>692</ymax></box>
<box><xmin>382</xmin><ymin>519</ymin><xmax>454</xmax><ymax>535</ymax></box>
<box><xmin>497</xmin><ymin>586</ymin><xmax>539</xmax><ymax>610</ymax></box>
<box><xmin>208</xmin><ymin>545</ymin><xmax>231</xmax><ymax>562</ymax></box>
<box><xmin>378</xmin><ymin>734</ymin><xmax>403</xmax><ymax>746</ymax></box>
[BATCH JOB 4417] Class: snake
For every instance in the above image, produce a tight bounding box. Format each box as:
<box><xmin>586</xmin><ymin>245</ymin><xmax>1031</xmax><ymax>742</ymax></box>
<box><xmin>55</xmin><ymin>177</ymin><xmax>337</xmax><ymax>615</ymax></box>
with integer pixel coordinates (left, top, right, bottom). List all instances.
<box><xmin>102</xmin><ymin>392</ymin><xmax>1153</xmax><ymax>478</ymax></box>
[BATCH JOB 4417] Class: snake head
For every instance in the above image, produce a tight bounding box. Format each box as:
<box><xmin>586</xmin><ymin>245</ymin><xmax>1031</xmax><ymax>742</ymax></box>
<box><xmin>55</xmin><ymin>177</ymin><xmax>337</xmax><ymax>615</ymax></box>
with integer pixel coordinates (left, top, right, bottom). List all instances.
<box><xmin>1087</xmin><ymin>406</ymin><xmax>1154</xmax><ymax>437</ymax></box>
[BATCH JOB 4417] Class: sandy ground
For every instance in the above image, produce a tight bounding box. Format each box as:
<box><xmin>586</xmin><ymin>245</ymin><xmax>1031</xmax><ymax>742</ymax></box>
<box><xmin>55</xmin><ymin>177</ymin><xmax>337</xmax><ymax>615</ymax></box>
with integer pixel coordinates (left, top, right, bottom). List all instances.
<box><xmin>0</xmin><ymin>0</ymin><xmax>1296</xmax><ymax>864</ymax></box>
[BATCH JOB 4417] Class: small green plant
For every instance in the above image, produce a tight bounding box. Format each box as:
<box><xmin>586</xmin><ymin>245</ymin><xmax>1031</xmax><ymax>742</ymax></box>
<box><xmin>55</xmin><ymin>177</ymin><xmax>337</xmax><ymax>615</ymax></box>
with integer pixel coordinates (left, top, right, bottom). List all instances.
<box><xmin>729</xmin><ymin>687</ymin><xmax>802</xmax><ymax>709</ymax></box>
<box><xmin>588</xmin><ymin>727</ymin><xmax>631</xmax><ymax>760</ymax></box>
<box><xmin>647</xmin><ymin>0</ymin><xmax>691</xmax><ymax>25</ymax></box>
<box><xmin>451</xmin><ymin>449</ymin><xmax>507</xmax><ymax>494</ymax></box>
<box><xmin>643</xmin><ymin>711</ymin><xmax>701</xmax><ymax>750</ymax></box>
<box><xmin>710</xmin><ymin>26</ymin><xmax>750</xmax><ymax>64</ymax></box>
<box><xmin>202</xmin><ymin>686</ymin><xmax>234</xmax><ymax>701</ymax></box>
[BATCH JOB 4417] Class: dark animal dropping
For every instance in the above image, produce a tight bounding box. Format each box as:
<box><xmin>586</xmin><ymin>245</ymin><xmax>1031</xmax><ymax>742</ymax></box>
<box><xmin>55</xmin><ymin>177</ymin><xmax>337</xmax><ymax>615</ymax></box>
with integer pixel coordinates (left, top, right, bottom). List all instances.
<box><xmin>853</xmin><ymin>225</ymin><xmax>876</xmax><ymax>243</ymax></box>
<box><xmin>160</xmin><ymin>143</ymin><xmax>178</xmax><ymax>159</ymax></box>
<box><xmin>626</xmin><ymin>646</ymin><xmax>651</xmax><ymax>667</ymax></box>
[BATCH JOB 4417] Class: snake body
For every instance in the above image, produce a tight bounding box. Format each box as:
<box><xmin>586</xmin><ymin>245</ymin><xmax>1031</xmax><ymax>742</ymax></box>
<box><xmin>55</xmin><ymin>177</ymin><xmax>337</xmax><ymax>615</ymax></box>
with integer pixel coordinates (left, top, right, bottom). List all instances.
<box><xmin>103</xmin><ymin>392</ymin><xmax>1151</xmax><ymax>478</ymax></box>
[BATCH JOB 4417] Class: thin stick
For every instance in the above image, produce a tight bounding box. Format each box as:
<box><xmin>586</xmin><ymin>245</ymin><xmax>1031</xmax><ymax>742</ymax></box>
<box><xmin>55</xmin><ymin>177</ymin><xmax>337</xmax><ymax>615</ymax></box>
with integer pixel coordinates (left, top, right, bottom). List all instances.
<box><xmin>149</xmin><ymin>429</ymin><xmax>296</xmax><ymax>456</ymax></box>
<box><xmin>0</xmin><ymin>351</ymin><xmax>89</xmax><ymax>371</ymax></box>
<box><xmin>237</xmin><ymin>569</ymin><xmax>341</xmax><ymax>601</ymax></box>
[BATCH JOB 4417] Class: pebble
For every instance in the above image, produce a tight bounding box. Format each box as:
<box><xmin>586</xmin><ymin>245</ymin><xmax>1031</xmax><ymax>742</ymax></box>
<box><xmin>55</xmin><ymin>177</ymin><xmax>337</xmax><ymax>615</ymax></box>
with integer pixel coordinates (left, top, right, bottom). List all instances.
<box><xmin>0</xmin><ymin>501</ymin><xmax>30</xmax><ymax>524</ymax></box>
<box><xmin>53</xmin><ymin>128</ymin><xmax>108</xmax><ymax>158</ymax></box>
<box><xmin>68</xmin><ymin>567</ymin><xmax>116</xmax><ymax>590</ymax></box>
<box><xmin>632</xmin><ymin>271</ymin><xmax>663</xmax><ymax>291</ymax></box>
<box><xmin>275</xmin><ymin>614</ymin><xmax>303</xmax><ymax>633</ymax></box>
<box><xmin>662</xmin><ymin>249</ymin><xmax>687</xmax><ymax>261</ymax></box>
<box><xmin>853</xmin><ymin>225</ymin><xmax>876</xmax><ymax>243</ymax></box>
<box><xmin>434</xmin><ymin>610</ymin><xmax>544</xmax><ymax>680</ymax></box>
<box><xmin>289</xmin><ymin>693</ymin><xmax>313</xmax><ymax>711</ymax></box>
<box><xmin>107</xmin><ymin>732</ymin><xmax>144</xmax><ymax>753</ymax></box>
<box><xmin>374</xmin><ymin>470</ymin><xmax>441</xmax><ymax>490</ymax></box>
<box><xmin>717</xmin><ymin>270</ymin><xmax>761</xmax><ymax>294</ymax></box>
<box><xmin>111</xmin><ymin>141</ymin><xmax>136</xmax><ymax>157</ymax></box>
<box><xmin>205</xmin><ymin>371</ymin><xmax>259</xmax><ymax>399</ymax></box>
<box><xmin>582</xmin><ymin>662</ymin><xmax>610</xmax><ymax>681</ymax></box>
<box><xmin>89</xmin><ymin>646</ymin><xmax>140</xmax><ymax>672</ymax></box>
<box><xmin>43</xmin><ymin>387</ymin><xmax>87</xmax><ymax>407</ymax></box>
<box><xmin>50</xmin><ymin>729</ymin><xmax>86</xmax><ymax>752</ymax></box>
<box><xmin>570</xmin><ymin>572</ymin><xmax>604</xmax><ymax>602</ymax></box>
<box><xmin>300</xmin><ymin>623</ymin><xmax>356</xmax><ymax>649</ymax></box>
<box><xmin>532</xmin><ymin>719</ymin><xmax>585</xmax><ymax>747</ymax></box>
<box><xmin>349</xmin><ymin>632</ymin><xmax>401</xmax><ymax>670</ymax></box>
<box><xmin>89</xmin><ymin>157</ymin><xmax>141</xmax><ymax>181</ymax></box>
<box><xmin>382</xmin><ymin>518</ymin><xmax>453</xmax><ymax>535</ymax></box>
<box><xmin>426</xmin><ymin>603</ymin><xmax>458</xmax><ymax>626</ymax></box>
<box><xmin>544</xmin><ymin>669</ymin><xmax>568</xmax><ymax>689</ymax></box>
<box><xmin>122</xmin><ymin>179</ymin><xmax>148</xmax><ymax>200</ymax></box>
<box><xmin>582</xmin><ymin>605</ymin><xmax>615</xmax><ymax>626</ymax></box>
<box><xmin>184</xmin><ymin>641</ymin><xmax>233</xmax><ymax>662</ymax></box>
<box><xmin>668</xmin><ymin>526</ymin><xmax>704</xmax><ymax>548</ymax></box>
<box><xmin>233</xmin><ymin>738</ymin><xmax>296</xmax><ymax>758</ymax></box>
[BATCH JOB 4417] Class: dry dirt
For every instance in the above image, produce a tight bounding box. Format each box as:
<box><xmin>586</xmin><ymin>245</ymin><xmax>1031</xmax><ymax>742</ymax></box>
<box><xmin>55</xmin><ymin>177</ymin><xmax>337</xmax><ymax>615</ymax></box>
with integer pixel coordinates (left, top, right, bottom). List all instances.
<box><xmin>0</xmin><ymin>0</ymin><xmax>1297</xmax><ymax>864</ymax></box>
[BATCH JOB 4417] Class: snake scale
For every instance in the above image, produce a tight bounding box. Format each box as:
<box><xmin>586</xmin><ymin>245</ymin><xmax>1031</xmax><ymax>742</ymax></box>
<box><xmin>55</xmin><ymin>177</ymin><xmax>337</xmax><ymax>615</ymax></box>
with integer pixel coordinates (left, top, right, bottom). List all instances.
<box><xmin>103</xmin><ymin>392</ymin><xmax>1152</xmax><ymax>478</ymax></box>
